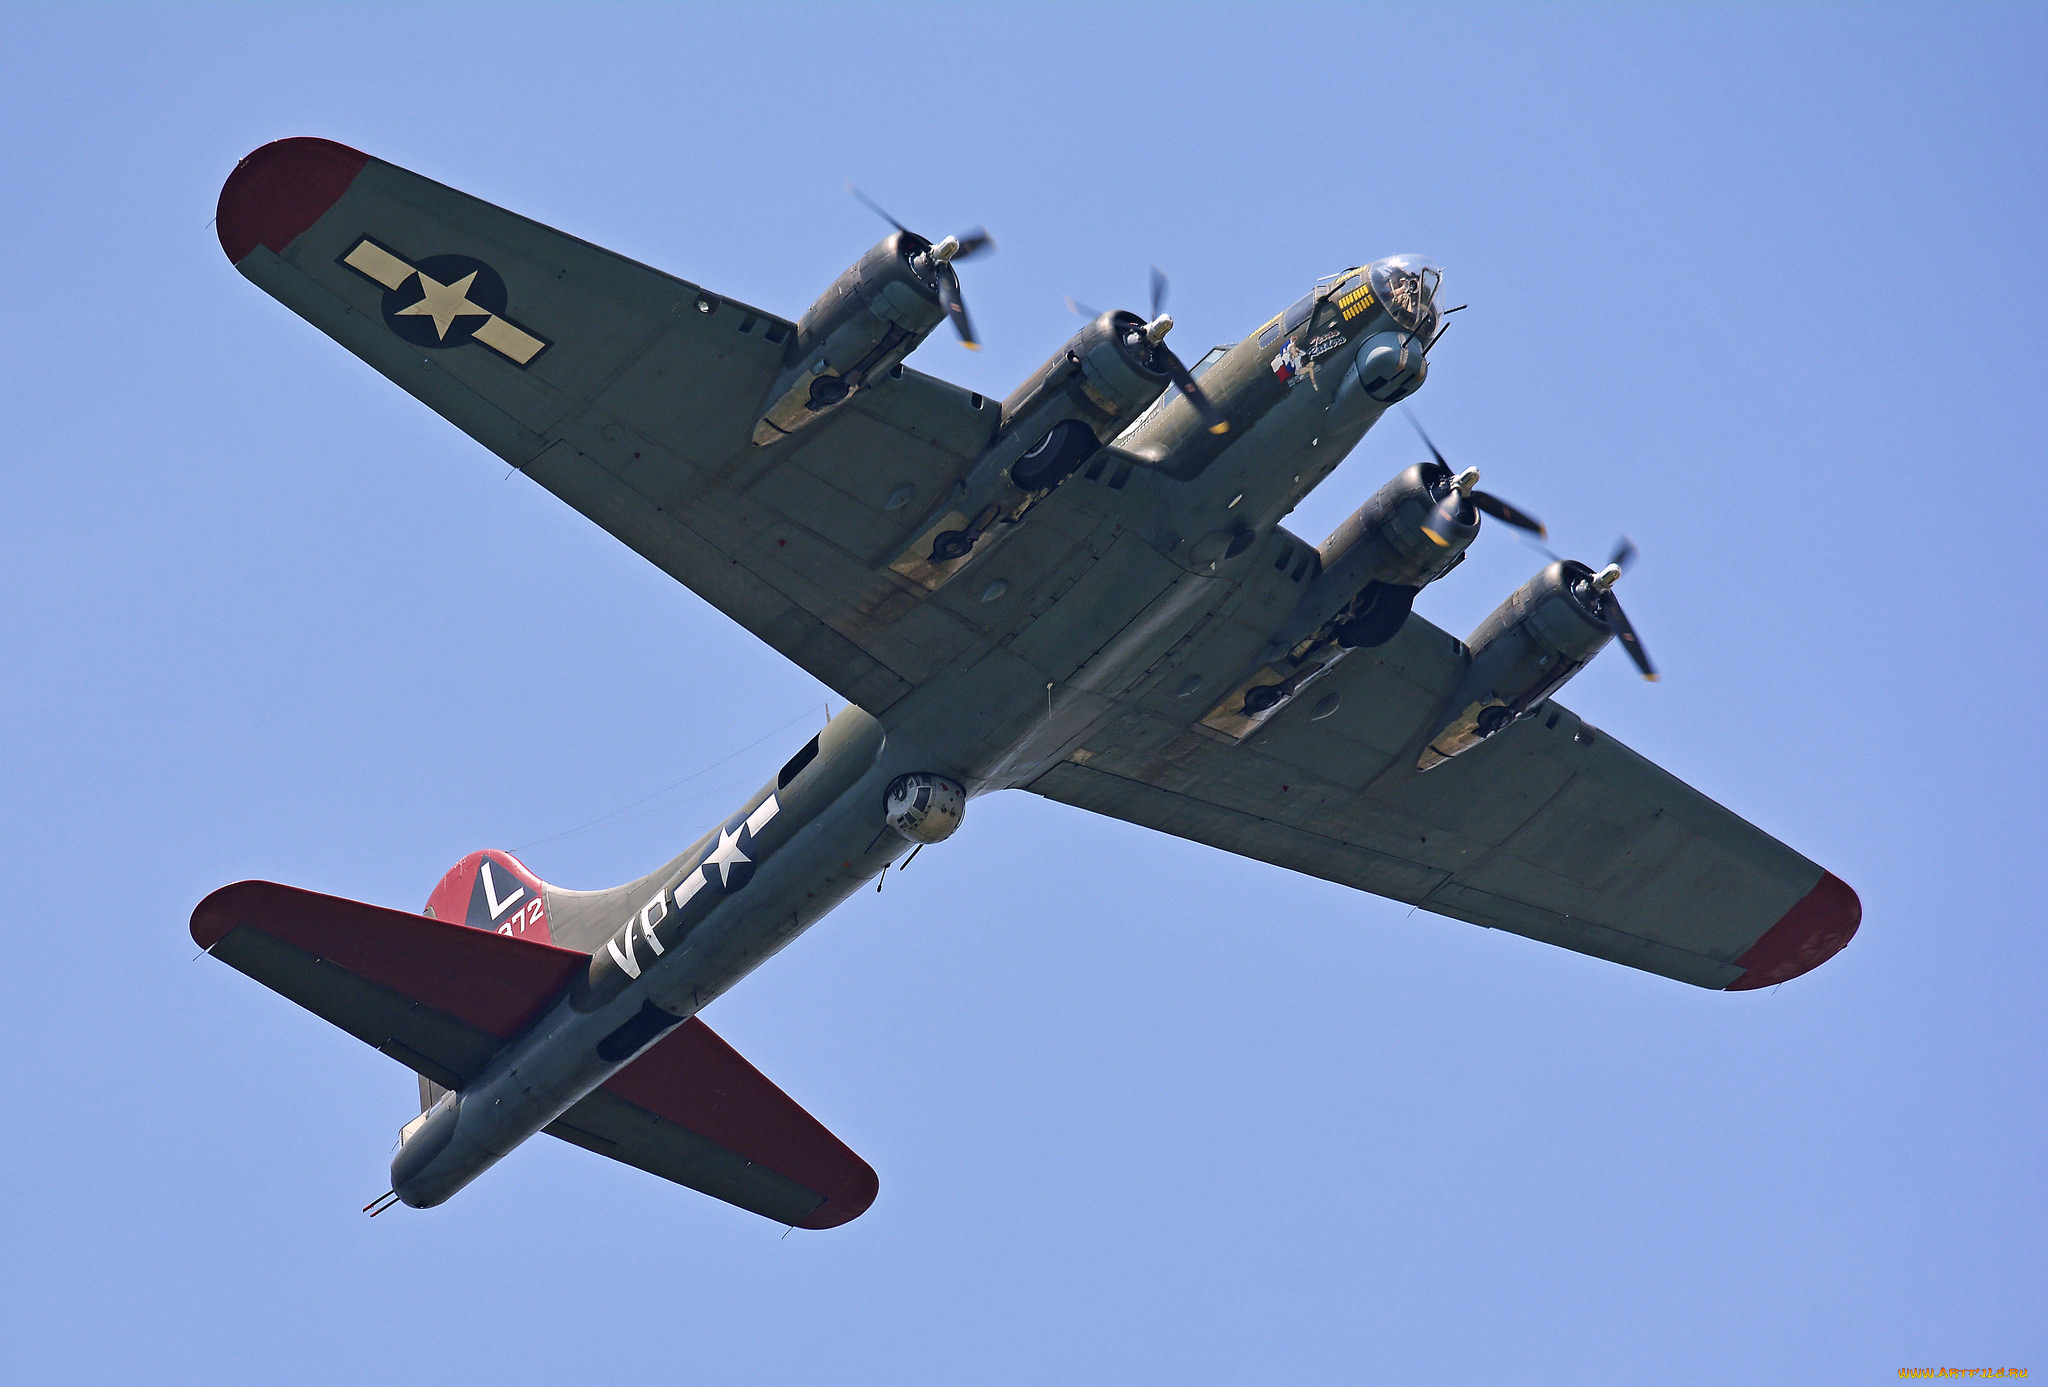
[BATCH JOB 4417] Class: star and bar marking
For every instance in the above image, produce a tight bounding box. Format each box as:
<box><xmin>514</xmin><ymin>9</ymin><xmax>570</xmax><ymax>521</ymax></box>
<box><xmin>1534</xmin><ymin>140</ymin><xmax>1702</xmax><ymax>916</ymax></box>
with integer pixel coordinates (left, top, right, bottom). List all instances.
<box><xmin>604</xmin><ymin>795</ymin><xmax>782</xmax><ymax>981</ymax></box>
<box><xmin>340</xmin><ymin>237</ymin><xmax>550</xmax><ymax>367</ymax></box>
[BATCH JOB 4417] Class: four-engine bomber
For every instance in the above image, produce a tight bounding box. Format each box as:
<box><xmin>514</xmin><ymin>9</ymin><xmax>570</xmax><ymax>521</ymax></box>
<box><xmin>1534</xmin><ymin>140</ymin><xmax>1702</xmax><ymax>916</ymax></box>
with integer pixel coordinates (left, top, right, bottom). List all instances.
<box><xmin>195</xmin><ymin>138</ymin><xmax>1861</xmax><ymax>1229</ymax></box>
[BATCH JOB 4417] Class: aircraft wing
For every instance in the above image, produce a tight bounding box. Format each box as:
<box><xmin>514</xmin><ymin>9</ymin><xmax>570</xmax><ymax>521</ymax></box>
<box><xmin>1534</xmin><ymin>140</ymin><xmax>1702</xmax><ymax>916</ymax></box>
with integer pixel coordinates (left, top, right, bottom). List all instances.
<box><xmin>1027</xmin><ymin>609</ymin><xmax>1858</xmax><ymax>991</ymax></box>
<box><xmin>216</xmin><ymin>138</ymin><xmax>1001</xmax><ymax>713</ymax></box>
<box><xmin>192</xmin><ymin>882</ymin><xmax>876</xmax><ymax>1226</ymax></box>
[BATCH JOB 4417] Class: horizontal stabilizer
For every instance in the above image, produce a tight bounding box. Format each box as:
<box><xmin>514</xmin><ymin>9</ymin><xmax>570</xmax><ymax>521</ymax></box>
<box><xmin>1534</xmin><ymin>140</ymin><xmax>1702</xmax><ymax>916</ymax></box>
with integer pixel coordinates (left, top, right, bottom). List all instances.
<box><xmin>193</xmin><ymin>881</ymin><xmax>588</xmax><ymax>1088</ymax></box>
<box><xmin>550</xmin><ymin>1019</ymin><xmax>879</xmax><ymax>1229</ymax></box>
<box><xmin>193</xmin><ymin>880</ymin><xmax>875</xmax><ymax>1225</ymax></box>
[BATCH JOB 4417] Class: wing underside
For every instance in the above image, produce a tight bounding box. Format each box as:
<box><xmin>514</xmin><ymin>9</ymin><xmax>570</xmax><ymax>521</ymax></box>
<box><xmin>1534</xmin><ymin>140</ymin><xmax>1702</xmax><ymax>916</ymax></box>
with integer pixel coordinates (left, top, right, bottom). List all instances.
<box><xmin>217</xmin><ymin>137</ymin><xmax>1001</xmax><ymax>713</ymax></box>
<box><xmin>1026</xmin><ymin>570</ymin><xmax>1858</xmax><ymax>990</ymax></box>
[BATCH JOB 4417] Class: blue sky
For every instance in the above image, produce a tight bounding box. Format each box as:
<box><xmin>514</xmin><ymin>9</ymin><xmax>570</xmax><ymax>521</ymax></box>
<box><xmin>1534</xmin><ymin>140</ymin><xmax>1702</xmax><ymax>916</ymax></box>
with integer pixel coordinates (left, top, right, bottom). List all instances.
<box><xmin>2</xmin><ymin>5</ymin><xmax>2042</xmax><ymax>1383</ymax></box>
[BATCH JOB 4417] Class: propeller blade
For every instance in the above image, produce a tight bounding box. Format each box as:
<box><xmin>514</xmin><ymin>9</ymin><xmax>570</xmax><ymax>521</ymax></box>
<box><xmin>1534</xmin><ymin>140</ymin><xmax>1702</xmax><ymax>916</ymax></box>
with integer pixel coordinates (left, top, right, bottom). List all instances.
<box><xmin>1402</xmin><ymin>406</ymin><xmax>1451</xmax><ymax>471</ymax></box>
<box><xmin>1602</xmin><ymin>591</ymin><xmax>1658</xmax><ymax>681</ymax></box>
<box><xmin>1159</xmin><ymin>344</ymin><xmax>1229</xmax><ymax>435</ymax></box>
<box><xmin>938</xmin><ymin>264</ymin><xmax>979</xmax><ymax>350</ymax></box>
<box><xmin>1472</xmin><ymin>490</ymin><xmax>1548</xmax><ymax>539</ymax></box>
<box><xmin>952</xmin><ymin>226</ymin><xmax>995</xmax><ymax>260</ymax></box>
<box><xmin>846</xmin><ymin>184</ymin><xmax>909</xmax><ymax>234</ymax></box>
<box><xmin>1419</xmin><ymin>489</ymin><xmax>1467</xmax><ymax>547</ymax></box>
<box><xmin>1064</xmin><ymin>295</ymin><xmax>1101</xmax><ymax>319</ymax></box>
<box><xmin>1149</xmin><ymin>265</ymin><xmax>1169</xmax><ymax>320</ymax></box>
<box><xmin>1608</xmin><ymin>536</ymin><xmax>1639</xmax><ymax>572</ymax></box>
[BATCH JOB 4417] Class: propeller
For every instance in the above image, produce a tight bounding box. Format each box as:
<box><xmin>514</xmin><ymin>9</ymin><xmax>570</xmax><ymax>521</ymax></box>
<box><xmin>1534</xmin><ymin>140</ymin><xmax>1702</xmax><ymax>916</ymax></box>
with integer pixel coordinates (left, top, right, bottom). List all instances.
<box><xmin>1404</xmin><ymin>410</ymin><xmax>1547</xmax><ymax>547</ymax></box>
<box><xmin>848</xmin><ymin>185</ymin><xmax>995</xmax><ymax>349</ymax></box>
<box><xmin>1068</xmin><ymin>268</ymin><xmax>1230</xmax><ymax>435</ymax></box>
<box><xmin>1575</xmin><ymin>537</ymin><xmax>1657</xmax><ymax>681</ymax></box>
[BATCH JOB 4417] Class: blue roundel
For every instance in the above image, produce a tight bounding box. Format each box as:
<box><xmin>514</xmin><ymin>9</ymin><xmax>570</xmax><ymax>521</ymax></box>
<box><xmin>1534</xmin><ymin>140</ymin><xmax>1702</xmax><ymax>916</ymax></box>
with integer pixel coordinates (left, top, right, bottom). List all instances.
<box><xmin>381</xmin><ymin>254</ymin><xmax>508</xmax><ymax>349</ymax></box>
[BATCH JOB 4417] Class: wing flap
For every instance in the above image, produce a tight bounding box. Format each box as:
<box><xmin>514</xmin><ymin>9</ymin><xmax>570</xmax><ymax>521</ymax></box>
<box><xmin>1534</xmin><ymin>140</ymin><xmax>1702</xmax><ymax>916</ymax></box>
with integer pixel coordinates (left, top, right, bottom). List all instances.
<box><xmin>191</xmin><ymin>881</ymin><xmax>589</xmax><ymax>1086</ymax></box>
<box><xmin>548</xmin><ymin>1018</ymin><xmax>878</xmax><ymax>1229</ymax></box>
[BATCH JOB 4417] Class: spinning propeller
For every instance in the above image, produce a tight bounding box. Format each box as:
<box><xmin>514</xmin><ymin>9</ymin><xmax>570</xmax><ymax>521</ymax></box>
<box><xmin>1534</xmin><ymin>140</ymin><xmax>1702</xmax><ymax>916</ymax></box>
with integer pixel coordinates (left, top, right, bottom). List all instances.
<box><xmin>848</xmin><ymin>185</ymin><xmax>995</xmax><ymax>349</ymax></box>
<box><xmin>1523</xmin><ymin>531</ymin><xmax>1659</xmax><ymax>682</ymax></box>
<box><xmin>1404</xmin><ymin>409</ymin><xmax>1548</xmax><ymax>546</ymax></box>
<box><xmin>1572</xmin><ymin>537</ymin><xmax>1657</xmax><ymax>681</ymax></box>
<box><xmin>1402</xmin><ymin>411</ymin><xmax>1654</xmax><ymax>679</ymax></box>
<box><xmin>1069</xmin><ymin>267</ymin><xmax>1230</xmax><ymax>435</ymax></box>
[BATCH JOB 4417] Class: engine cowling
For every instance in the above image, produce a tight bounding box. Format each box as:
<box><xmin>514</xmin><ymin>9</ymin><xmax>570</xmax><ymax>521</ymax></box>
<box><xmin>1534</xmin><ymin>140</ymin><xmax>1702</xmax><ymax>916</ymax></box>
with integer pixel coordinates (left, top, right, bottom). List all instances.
<box><xmin>1264</xmin><ymin>462</ymin><xmax>1479</xmax><ymax>661</ymax></box>
<box><xmin>884</xmin><ymin>312</ymin><xmax>1185</xmax><ymax>584</ymax></box>
<box><xmin>966</xmin><ymin>309</ymin><xmax>1180</xmax><ymax>501</ymax></box>
<box><xmin>1000</xmin><ymin>311</ymin><xmax>1174</xmax><ymax>448</ymax></box>
<box><xmin>1417</xmin><ymin>560</ymin><xmax>1617</xmax><ymax>770</ymax></box>
<box><xmin>752</xmin><ymin>232</ymin><xmax>949</xmax><ymax>445</ymax></box>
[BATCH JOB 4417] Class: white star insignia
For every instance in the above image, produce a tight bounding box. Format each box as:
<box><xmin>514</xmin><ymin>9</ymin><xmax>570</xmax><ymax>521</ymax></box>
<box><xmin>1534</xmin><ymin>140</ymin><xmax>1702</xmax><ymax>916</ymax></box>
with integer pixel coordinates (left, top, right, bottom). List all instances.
<box><xmin>396</xmin><ymin>268</ymin><xmax>492</xmax><ymax>340</ymax></box>
<box><xmin>703</xmin><ymin>824</ymin><xmax>752</xmax><ymax>887</ymax></box>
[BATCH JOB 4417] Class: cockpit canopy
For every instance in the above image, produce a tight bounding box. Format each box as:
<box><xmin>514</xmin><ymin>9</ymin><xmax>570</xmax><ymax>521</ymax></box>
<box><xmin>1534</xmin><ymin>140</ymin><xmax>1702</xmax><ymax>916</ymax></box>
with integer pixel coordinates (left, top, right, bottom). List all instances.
<box><xmin>1368</xmin><ymin>255</ymin><xmax>1443</xmax><ymax>336</ymax></box>
<box><xmin>1262</xmin><ymin>256</ymin><xmax>1446</xmax><ymax>353</ymax></box>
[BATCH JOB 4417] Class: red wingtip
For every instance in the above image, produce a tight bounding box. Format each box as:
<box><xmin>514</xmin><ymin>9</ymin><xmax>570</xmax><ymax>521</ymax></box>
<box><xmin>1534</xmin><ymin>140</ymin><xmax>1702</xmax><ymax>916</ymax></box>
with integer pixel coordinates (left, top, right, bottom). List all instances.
<box><xmin>1725</xmin><ymin>871</ymin><xmax>1862</xmax><ymax>990</ymax></box>
<box><xmin>216</xmin><ymin>137</ymin><xmax>370</xmax><ymax>265</ymax></box>
<box><xmin>793</xmin><ymin>1160</ymin><xmax>880</xmax><ymax>1230</ymax></box>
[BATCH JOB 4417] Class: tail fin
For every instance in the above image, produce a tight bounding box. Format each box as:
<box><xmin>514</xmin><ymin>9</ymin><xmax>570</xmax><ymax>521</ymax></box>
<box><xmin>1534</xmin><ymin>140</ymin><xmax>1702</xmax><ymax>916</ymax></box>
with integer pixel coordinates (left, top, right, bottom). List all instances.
<box><xmin>418</xmin><ymin>850</ymin><xmax>554</xmax><ymax>1111</ymax></box>
<box><xmin>424</xmin><ymin>850</ymin><xmax>551</xmax><ymax>944</ymax></box>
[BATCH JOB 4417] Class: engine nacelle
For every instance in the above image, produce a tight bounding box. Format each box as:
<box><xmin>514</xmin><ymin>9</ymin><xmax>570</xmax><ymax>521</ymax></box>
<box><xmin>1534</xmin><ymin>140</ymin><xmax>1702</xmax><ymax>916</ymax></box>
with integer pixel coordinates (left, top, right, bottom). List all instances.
<box><xmin>1417</xmin><ymin>560</ymin><xmax>1617</xmax><ymax>770</ymax></box>
<box><xmin>1266</xmin><ymin>462</ymin><xmax>1478</xmax><ymax>660</ymax></box>
<box><xmin>884</xmin><ymin>313</ymin><xmax>1181</xmax><ymax>587</ymax></box>
<box><xmin>999</xmin><ymin>311</ymin><xmax>1174</xmax><ymax>460</ymax></box>
<box><xmin>753</xmin><ymin>232</ymin><xmax>949</xmax><ymax>445</ymax></box>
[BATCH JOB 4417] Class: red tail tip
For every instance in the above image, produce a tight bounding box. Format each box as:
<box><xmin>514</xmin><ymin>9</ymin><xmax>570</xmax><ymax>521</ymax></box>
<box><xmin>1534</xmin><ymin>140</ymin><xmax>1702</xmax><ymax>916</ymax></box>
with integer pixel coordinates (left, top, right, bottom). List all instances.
<box><xmin>424</xmin><ymin>851</ymin><xmax>552</xmax><ymax>945</ymax></box>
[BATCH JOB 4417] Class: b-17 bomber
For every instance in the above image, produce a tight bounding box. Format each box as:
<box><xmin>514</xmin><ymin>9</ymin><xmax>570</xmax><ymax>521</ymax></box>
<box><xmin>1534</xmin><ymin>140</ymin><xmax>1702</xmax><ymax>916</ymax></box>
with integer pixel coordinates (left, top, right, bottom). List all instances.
<box><xmin>195</xmin><ymin>138</ymin><xmax>1860</xmax><ymax>1229</ymax></box>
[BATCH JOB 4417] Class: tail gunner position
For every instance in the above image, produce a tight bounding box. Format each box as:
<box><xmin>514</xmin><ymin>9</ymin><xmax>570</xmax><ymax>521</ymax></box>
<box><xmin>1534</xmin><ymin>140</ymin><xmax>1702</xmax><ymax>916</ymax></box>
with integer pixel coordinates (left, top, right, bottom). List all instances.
<box><xmin>195</xmin><ymin>140</ymin><xmax>1860</xmax><ymax>1227</ymax></box>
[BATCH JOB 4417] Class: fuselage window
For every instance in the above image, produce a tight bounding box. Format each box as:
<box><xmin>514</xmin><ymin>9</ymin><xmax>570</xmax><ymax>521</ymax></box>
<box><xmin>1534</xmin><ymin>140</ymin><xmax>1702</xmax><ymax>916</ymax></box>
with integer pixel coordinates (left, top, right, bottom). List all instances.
<box><xmin>777</xmin><ymin>736</ymin><xmax>820</xmax><ymax>789</ymax></box>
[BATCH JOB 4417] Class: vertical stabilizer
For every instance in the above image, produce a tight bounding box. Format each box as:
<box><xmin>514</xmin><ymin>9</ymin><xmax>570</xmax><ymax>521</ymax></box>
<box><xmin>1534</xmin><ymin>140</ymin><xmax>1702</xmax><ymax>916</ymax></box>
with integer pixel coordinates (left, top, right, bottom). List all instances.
<box><xmin>417</xmin><ymin>850</ymin><xmax>558</xmax><ymax>1111</ymax></box>
<box><xmin>423</xmin><ymin>850</ymin><xmax>552</xmax><ymax>944</ymax></box>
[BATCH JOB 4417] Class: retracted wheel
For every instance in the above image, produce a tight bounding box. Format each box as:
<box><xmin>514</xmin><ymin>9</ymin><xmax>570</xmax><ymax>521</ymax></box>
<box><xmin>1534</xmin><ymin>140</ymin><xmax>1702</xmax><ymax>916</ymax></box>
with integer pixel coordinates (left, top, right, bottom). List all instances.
<box><xmin>1476</xmin><ymin>704</ymin><xmax>1515</xmax><ymax>736</ymax></box>
<box><xmin>1242</xmin><ymin>684</ymin><xmax>1286</xmax><ymax>714</ymax></box>
<box><xmin>929</xmin><ymin>530</ymin><xmax>975</xmax><ymax>563</ymax></box>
